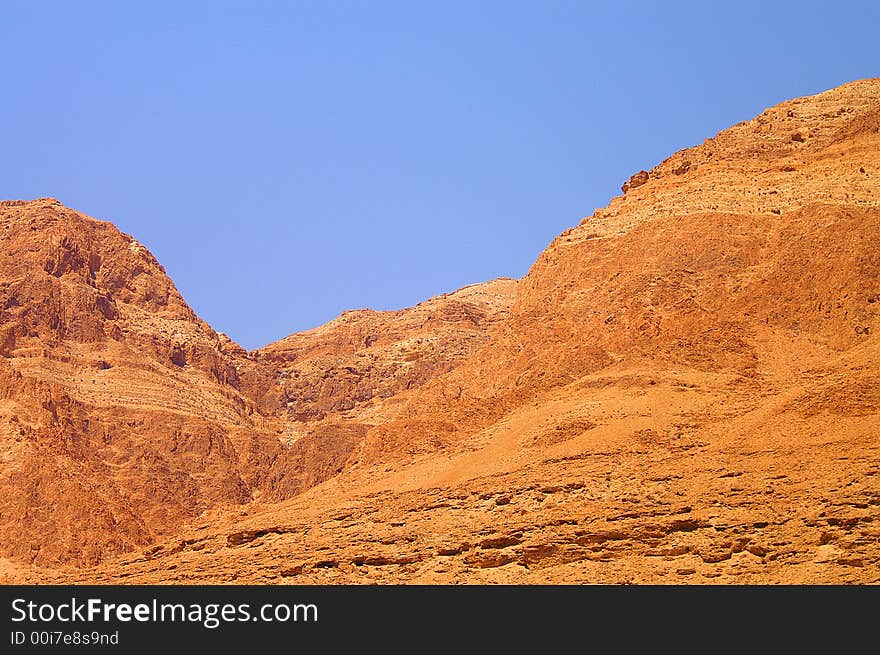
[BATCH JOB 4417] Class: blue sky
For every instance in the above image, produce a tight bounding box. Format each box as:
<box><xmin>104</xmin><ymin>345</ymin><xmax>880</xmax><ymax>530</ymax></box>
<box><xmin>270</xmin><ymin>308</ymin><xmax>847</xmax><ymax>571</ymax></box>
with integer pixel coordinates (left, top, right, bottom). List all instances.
<box><xmin>1</xmin><ymin>1</ymin><xmax>877</xmax><ymax>349</ymax></box>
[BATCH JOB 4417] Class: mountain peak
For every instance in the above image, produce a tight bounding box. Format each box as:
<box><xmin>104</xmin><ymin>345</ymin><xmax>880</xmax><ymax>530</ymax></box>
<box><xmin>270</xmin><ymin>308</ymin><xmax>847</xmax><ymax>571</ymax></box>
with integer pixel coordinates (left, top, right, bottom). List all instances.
<box><xmin>576</xmin><ymin>77</ymin><xmax>880</xmax><ymax>240</ymax></box>
<box><xmin>3</xmin><ymin>80</ymin><xmax>879</xmax><ymax>583</ymax></box>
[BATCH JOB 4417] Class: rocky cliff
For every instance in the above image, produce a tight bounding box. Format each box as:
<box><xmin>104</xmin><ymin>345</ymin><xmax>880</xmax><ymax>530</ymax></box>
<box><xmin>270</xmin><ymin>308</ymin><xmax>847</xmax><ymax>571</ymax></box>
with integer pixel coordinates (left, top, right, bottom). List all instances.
<box><xmin>0</xmin><ymin>199</ymin><xmax>512</xmax><ymax>567</ymax></box>
<box><xmin>2</xmin><ymin>79</ymin><xmax>878</xmax><ymax>583</ymax></box>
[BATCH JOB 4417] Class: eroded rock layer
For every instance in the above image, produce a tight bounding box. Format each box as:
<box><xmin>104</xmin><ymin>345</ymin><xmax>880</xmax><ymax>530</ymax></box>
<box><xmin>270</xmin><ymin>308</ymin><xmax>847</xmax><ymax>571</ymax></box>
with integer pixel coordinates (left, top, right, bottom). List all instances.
<box><xmin>0</xmin><ymin>200</ymin><xmax>512</xmax><ymax>567</ymax></box>
<box><xmin>2</xmin><ymin>79</ymin><xmax>878</xmax><ymax>583</ymax></box>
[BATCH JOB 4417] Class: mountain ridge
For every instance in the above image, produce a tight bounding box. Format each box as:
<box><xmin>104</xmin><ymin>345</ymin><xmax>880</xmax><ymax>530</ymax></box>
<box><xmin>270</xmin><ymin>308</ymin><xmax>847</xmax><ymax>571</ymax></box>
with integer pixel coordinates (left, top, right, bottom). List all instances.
<box><xmin>1</xmin><ymin>78</ymin><xmax>878</xmax><ymax>583</ymax></box>
<box><xmin>0</xmin><ymin>198</ymin><xmax>515</xmax><ymax>567</ymax></box>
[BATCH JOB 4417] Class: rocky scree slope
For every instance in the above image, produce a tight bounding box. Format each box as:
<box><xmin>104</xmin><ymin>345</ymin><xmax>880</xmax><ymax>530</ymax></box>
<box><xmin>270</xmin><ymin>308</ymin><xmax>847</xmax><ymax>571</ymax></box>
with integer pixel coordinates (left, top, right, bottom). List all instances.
<box><xmin>3</xmin><ymin>79</ymin><xmax>880</xmax><ymax>582</ymax></box>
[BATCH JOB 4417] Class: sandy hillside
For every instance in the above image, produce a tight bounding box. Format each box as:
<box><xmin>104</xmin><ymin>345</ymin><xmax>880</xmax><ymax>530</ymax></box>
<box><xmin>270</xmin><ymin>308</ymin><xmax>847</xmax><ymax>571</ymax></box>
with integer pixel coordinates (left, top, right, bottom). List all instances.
<box><xmin>1</xmin><ymin>79</ymin><xmax>878</xmax><ymax>584</ymax></box>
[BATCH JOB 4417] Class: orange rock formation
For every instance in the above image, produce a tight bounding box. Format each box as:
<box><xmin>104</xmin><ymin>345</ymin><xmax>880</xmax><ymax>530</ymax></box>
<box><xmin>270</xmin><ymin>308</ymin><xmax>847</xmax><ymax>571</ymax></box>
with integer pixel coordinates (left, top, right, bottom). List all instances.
<box><xmin>1</xmin><ymin>79</ymin><xmax>878</xmax><ymax>583</ymax></box>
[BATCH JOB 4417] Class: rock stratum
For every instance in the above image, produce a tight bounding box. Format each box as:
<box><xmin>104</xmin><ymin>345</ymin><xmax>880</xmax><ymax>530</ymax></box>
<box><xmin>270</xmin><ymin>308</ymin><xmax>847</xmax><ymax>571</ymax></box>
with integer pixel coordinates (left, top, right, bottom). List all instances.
<box><xmin>1</xmin><ymin>79</ymin><xmax>879</xmax><ymax>584</ymax></box>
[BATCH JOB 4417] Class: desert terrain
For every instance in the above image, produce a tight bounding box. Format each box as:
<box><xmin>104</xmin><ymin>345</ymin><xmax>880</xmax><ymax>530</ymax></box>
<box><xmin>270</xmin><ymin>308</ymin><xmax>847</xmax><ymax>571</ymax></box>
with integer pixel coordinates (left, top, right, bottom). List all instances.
<box><xmin>1</xmin><ymin>79</ymin><xmax>878</xmax><ymax>584</ymax></box>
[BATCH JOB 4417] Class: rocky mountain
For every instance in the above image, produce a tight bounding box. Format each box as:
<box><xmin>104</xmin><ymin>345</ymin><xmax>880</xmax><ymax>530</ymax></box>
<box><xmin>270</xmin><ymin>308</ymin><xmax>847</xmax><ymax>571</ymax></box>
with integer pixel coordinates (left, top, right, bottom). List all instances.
<box><xmin>0</xmin><ymin>199</ymin><xmax>512</xmax><ymax>569</ymax></box>
<box><xmin>2</xmin><ymin>79</ymin><xmax>878</xmax><ymax>583</ymax></box>
<box><xmin>252</xmin><ymin>278</ymin><xmax>516</xmax><ymax>500</ymax></box>
<box><xmin>0</xmin><ymin>198</ymin><xmax>279</xmax><ymax>566</ymax></box>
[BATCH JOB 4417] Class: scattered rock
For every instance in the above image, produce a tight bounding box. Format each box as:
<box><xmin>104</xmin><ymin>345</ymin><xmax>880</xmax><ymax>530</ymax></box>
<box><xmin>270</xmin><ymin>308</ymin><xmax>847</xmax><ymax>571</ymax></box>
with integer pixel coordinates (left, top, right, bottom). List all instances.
<box><xmin>436</xmin><ymin>544</ymin><xmax>470</xmax><ymax>557</ymax></box>
<box><xmin>465</xmin><ymin>551</ymin><xmax>517</xmax><ymax>569</ymax></box>
<box><xmin>746</xmin><ymin>544</ymin><xmax>769</xmax><ymax>557</ymax></box>
<box><xmin>672</xmin><ymin>160</ymin><xmax>691</xmax><ymax>175</ymax></box>
<box><xmin>480</xmin><ymin>535</ymin><xmax>522</xmax><ymax>549</ymax></box>
<box><xmin>621</xmin><ymin>170</ymin><xmax>650</xmax><ymax>193</ymax></box>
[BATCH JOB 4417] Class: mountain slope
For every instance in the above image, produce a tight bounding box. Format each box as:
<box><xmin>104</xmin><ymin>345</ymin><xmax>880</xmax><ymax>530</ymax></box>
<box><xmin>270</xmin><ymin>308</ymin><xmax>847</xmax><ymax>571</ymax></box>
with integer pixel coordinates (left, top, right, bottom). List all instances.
<box><xmin>0</xmin><ymin>198</ymin><xmax>286</xmax><ymax>565</ymax></box>
<box><xmin>251</xmin><ymin>278</ymin><xmax>516</xmax><ymax>499</ymax></box>
<box><xmin>0</xmin><ymin>198</ymin><xmax>516</xmax><ymax>568</ymax></box>
<box><xmin>3</xmin><ymin>79</ymin><xmax>879</xmax><ymax>583</ymax></box>
<box><xmin>355</xmin><ymin>78</ymin><xmax>880</xmax><ymax>464</ymax></box>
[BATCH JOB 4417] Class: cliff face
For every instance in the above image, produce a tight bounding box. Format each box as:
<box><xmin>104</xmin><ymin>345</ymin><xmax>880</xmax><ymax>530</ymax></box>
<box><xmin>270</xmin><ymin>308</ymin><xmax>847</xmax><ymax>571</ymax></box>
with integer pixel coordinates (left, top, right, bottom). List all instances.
<box><xmin>0</xmin><ymin>199</ymin><xmax>282</xmax><ymax>565</ymax></box>
<box><xmin>251</xmin><ymin>278</ymin><xmax>517</xmax><ymax>500</ymax></box>
<box><xmin>258</xmin><ymin>278</ymin><xmax>517</xmax><ymax>423</ymax></box>
<box><xmin>354</xmin><ymin>79</ymin><xmax>880</xmax><ymax>462</ymax></box>
<box><xmin>2</xmin><ymin>79</ymin><xmax>879</xmax><ymax>583</ymax></box>
<box><xmin>0</xmin><ymin>199</ymin><xmax>515</xmax><ymax>566</ymax></box>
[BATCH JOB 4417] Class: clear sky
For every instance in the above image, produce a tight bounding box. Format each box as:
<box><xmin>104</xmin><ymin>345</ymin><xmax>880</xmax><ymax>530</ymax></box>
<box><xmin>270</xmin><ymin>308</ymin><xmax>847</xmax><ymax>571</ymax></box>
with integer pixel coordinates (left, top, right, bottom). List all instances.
<box><xmin>1</xmin><ymin>1</ymin><xmax>877</xmax><ymax>349</ymax></box>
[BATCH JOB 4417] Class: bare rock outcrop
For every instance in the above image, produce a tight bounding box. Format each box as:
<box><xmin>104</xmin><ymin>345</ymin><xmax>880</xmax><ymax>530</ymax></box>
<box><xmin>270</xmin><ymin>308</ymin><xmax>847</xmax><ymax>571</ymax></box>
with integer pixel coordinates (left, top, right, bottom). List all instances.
<box><xmin>3</xmin><ymin>79</ymin><xmax>880</xmax><ymax>583</ymax></box>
